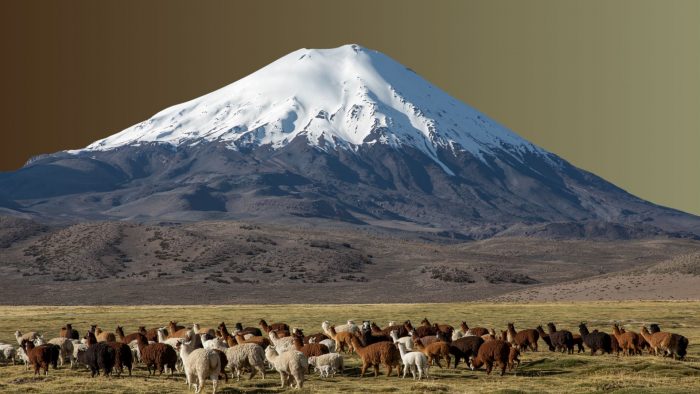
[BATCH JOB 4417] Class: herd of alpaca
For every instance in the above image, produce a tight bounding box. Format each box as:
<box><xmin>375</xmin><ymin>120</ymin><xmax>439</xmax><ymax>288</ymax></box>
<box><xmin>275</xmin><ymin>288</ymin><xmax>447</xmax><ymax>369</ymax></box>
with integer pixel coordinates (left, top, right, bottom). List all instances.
<box><xmin>0</xmin><ymin>318</ymin><xmax>690</xmax><ymax>392</ymax></box>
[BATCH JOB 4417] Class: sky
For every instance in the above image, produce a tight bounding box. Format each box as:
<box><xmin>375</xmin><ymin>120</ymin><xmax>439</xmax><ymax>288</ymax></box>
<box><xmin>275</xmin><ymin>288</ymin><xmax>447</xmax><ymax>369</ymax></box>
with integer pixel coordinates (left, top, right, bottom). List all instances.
<box><xmin>2</xmin><ymin>0</ymin><xmax>699</xmax><ymax>215</ymax></box>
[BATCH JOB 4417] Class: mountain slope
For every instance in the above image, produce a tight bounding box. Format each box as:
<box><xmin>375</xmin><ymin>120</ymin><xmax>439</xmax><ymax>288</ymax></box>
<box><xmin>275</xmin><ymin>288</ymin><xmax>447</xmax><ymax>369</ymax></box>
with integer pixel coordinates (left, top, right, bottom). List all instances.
<box><xmin>1</xmin><ymin>44</ymin><xmax>698</xmax><ymax>238</ymax></box>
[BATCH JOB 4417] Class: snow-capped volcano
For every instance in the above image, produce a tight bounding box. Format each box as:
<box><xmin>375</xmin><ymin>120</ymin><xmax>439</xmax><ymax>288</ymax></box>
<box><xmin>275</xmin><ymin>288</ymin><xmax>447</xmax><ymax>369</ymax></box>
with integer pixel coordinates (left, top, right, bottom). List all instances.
<box><xmin>3</xmin><ymin>45</ymin><xmax>699</xmax><ymax>239</ymax></box>
<box><xmin>81</xmin><ymin>44</ymin><xmax>546</xmax><ymax>174</ymax></box>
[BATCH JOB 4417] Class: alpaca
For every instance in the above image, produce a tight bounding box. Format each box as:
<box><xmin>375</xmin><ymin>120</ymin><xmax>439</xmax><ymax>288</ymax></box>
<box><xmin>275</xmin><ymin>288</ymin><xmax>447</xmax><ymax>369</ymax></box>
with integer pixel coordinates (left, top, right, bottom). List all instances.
<box><xmin>350</xmin><ymin>336</ymin><xmax>401</xmax><ymax>377</ymax></box>
<box><xmin>397</xmin><ymin>342</ymin><xmax>429</xmax><ymax>380</ymax></box>
<box><xmin>265</xmin><ymin>346</ymin><xmax>307</xmax><ymax>389</ymax></box>
<box><xmin>177</xmin><ymin>330</ymin><xmax>221</xmax><ymax>394</ymax></box>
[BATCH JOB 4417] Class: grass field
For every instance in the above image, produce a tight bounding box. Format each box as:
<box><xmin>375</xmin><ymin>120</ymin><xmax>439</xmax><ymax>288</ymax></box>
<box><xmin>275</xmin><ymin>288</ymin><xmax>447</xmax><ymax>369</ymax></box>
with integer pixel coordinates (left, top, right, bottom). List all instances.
<box><xmin>0</xmin><ymin>302</ymin><xmax>698</xmax><ymax>393</ymax></box>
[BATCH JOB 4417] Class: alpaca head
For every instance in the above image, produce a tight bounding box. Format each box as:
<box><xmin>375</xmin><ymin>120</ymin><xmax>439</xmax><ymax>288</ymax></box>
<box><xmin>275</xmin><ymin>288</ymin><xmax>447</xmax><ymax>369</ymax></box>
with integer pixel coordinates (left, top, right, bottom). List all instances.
<box><xmin>265</xmin><ymin>345</ymin><xmax>279</xmax><ymax>358</ymax></box>
<box><xmin>469</xmin><ymin>355</ymin><xmax>482</xmax><ymax>370</ymax></box>
<box><xmin>578</xmin><ymin>322</ymin><xmax>589</xmax><ymax>334</ymax></box>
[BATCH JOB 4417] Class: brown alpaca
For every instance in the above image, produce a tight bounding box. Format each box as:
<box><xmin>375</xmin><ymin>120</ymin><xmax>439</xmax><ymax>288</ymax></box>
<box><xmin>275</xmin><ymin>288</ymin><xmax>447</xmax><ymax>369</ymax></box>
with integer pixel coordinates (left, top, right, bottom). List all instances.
<box><xmin>640</xmin><ymin>326</ymin><xmax>688</xmax><ymax>359</ymax></box>
<box><xmin>22</xmin><ymin>340</ymin><xmax>58</xmax><ymax>375</ymax></box>
<box><xmin>420</xmin><ymin>318</ymin><xmax>454</xmax><ymax>334</ymax></box>
<box><xmin>259</xmin><ymin>319</ymin><xmax>290</xmax><ymax>336</ymax></box>
<box><xmin>407</xmin><ymin>319</ymin><xmax>437</xmax><ymax>337</ymax></box>
<box><xmin>612</xmin><ymin>324</ymin><xmax>640</xmax><ymax>355</ymax></box>
<box><xmin>234</xmin><ymin>333</ymin><xmax>270</xmax><ymax>348</ymax></box>
<box><xmin>95</xmin><ymin>327</ymin><xmax>116</xmax><ymax>343</ymax></box>
<box><xmin>135</xmin><ymin>333</ymin><xmax>177</xmax><ymax>376</ymax></box>
<box><xmin>217</xmin><ymin>322</ymin><xmax>238</xmax><ymax>347</ymax></box>
<box><xmin>640</xmin><ymin>326</ymin><xmax>667</xmax><ymax>356</ymax></box>
<box><xmin>410</xmin><ymin>330</ymin><xmax>441</xmax><ymax>347</ymax></box>
<box><xmin>292</xmin><ymin>336</ymin><xmax>329</xmax><ymax>358</ymax></box>
<box><xmin>572</xmin><ymin>334</ymin><xmax>585</xmax><ymax>353</ymax></box>
<box><xmin>350</xmin><ymin>336</ymin><xmax>401</xmax><ymax>377</ymax></box>
<box><xmin>536</xmin><ymin>326</ymin><xmax>555</xmax><ymax>351</ymax></box>
<box><xmin>116</xmin><ymin>326</ymin><xmax>142</xmax><ymax>345</ymax></box>
<box><xmin>328</xmin><ymin>325</ymin><xmax>355</xmax><ymax>353</ymax></box>
<box><xmin>166</xmin><ymin>321</ymin><xmax>189</xmax><ymax>339</ymax></box>
<box><xmin>619</xmin><ymin>326</ymin><xmax>651</xmax><ymax>353</ymax></box>
<box><xmin>139</xmin><ymin>326</ymin><xmax>160</xmax><ymax>342</ymax></box>
<box><xmin>413</xmin><ymin>338</ymin><xmax>451</xmax><ymax>368</ymax></box>
<box><xmin>506</xmin><ymin>323</ymin><xmax>539</xmax><ymax>351</ymax></box>
<box><xmin>508</xmin><ymin>346</ymin><xmax>521</xmax><ymax>371</ymax></box>
<box><xmin>60</xmin><ymin>323</ymin><xmax>79</xmax><ymax>340</ymax></box>
<box><xmin>463</xmin><ymin>322</ymin><xmax>490</xmax><ymax>337</ymax></box>
<box><xmin>471</xmin><ymin>339</ymin><xmax>510</xmax><ymax>376</ymax></box>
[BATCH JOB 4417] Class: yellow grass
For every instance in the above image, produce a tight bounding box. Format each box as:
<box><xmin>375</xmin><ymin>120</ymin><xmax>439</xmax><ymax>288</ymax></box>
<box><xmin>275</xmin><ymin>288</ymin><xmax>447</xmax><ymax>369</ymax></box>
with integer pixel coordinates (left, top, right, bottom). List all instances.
<box><xmin>0</xmin><ymin>301</ymin><xmax>698</xmax><ymax>393</ymax></box>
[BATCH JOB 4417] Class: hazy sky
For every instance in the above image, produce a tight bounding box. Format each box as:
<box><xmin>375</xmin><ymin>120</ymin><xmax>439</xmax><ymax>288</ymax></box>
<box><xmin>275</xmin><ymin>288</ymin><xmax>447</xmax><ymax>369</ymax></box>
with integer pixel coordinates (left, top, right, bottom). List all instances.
<box><xmin>2</xmin><ymin>1</ymin><xmax>699</xmax><ymax>215</ymax></box>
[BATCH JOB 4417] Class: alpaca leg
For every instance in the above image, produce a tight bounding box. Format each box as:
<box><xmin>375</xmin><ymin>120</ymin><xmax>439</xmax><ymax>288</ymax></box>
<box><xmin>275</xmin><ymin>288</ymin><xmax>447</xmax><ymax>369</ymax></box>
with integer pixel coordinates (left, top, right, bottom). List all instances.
<box><xmin>279</xmin><ymin>371</ymin><xmax>287</xmax><ymax>388</ymax></box>
<box><xmin>373</xmin><ymin>363</ymin><xmax>379</xmax><ymax>377</ymax></box>
<box><xmin>211</xmin><ymin>376</ymin><xmax>218</xmax><ymax>394</ymax></box>
<box><xmin>402</xmin><ymin>364</ymin><xmax>408</xmax><ymax>378</ymax></box>
<box><xmin>486</xmin><ymin>361</ymin><xmax>493</xmax><ymax>375</ymax></box>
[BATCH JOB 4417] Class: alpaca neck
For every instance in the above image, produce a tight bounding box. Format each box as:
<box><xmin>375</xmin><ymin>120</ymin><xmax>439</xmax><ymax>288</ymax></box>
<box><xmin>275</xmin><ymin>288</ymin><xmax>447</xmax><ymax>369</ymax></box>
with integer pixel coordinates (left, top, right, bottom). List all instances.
<box><xmin>397</xmin><ymin>344</ymin><xmax>407</xmax><ymax>358</ymax></box>
<box><xmin>179</xmin><ymin>341</ymin><xmax>195</xmax><ymax>362</ymax></box>
<box><xmin>220</xmin><ymin>325</ymin><xmax>230</xmax><ymax>338</ymax></box>
<box><xmin>351</xmin><ymin>337</ymin><xmax>365</xmax><ymax>352</ymax></box>
<box><xmin>136</xmin><ymin>336</ymin><xmax>148</xmax><ymax>353</ymax></box>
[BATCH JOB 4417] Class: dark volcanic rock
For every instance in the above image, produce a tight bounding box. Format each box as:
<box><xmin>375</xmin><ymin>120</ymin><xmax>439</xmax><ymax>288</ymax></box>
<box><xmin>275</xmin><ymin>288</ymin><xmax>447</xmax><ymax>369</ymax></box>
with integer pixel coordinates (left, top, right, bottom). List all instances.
<box><xmin>1</xmin><ymin>139</ymin><xmax>697</xmax><ymax>240</ymax></box>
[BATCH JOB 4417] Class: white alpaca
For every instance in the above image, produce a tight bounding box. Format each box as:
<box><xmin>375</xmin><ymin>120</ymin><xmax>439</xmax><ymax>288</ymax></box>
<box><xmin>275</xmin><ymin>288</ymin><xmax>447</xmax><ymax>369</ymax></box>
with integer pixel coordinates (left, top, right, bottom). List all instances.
<box><xmin>397</xmin><ymin>342</ymin><xmax>429</xmax><ymax>380</ymax></box>
<box><xmin>201</xmin><ymin>334</ymin><xmax>227</xmax><ymax>351</ymax></box>
<box><xmin>268</xmin><ymin>330</ymin><xmax>295</xmax><ymax>353</ymax></box>
<box><xmin>321</xmin><ymin>320</ymin><xmax>358</xmax><ymax>334</ymax></box>
<box><xmin>177</xmin><ymin>331</ymin><xmax>221</xmax><ymax>394</ymax></box>
<box><xmin>265</xmin><ymin>346</ymin><xmax>307</xmax><ymax>389</ymax></box>
<box><xmin>390</xmin><ymin>329</ymin><xmax>414</xmax><ymax>351</ymax></box>
<box><xmin>308</xmin><ymin>353</ymin><xmax>344</xmax><ymax>377</ymax></box>
<box><xmin>224</xmin><ymin>343</ymin><xmax>266</xmax><ymax>381</ymax></box>
<box><xmin>0</xmin><ymin>344</ymin><xmax>17</xmax><ymax>364</ymax></box>
<box><xmin>15</xmin><ymin>330</ymin><xmax>40</xmax><ymax>346</ymax></box>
